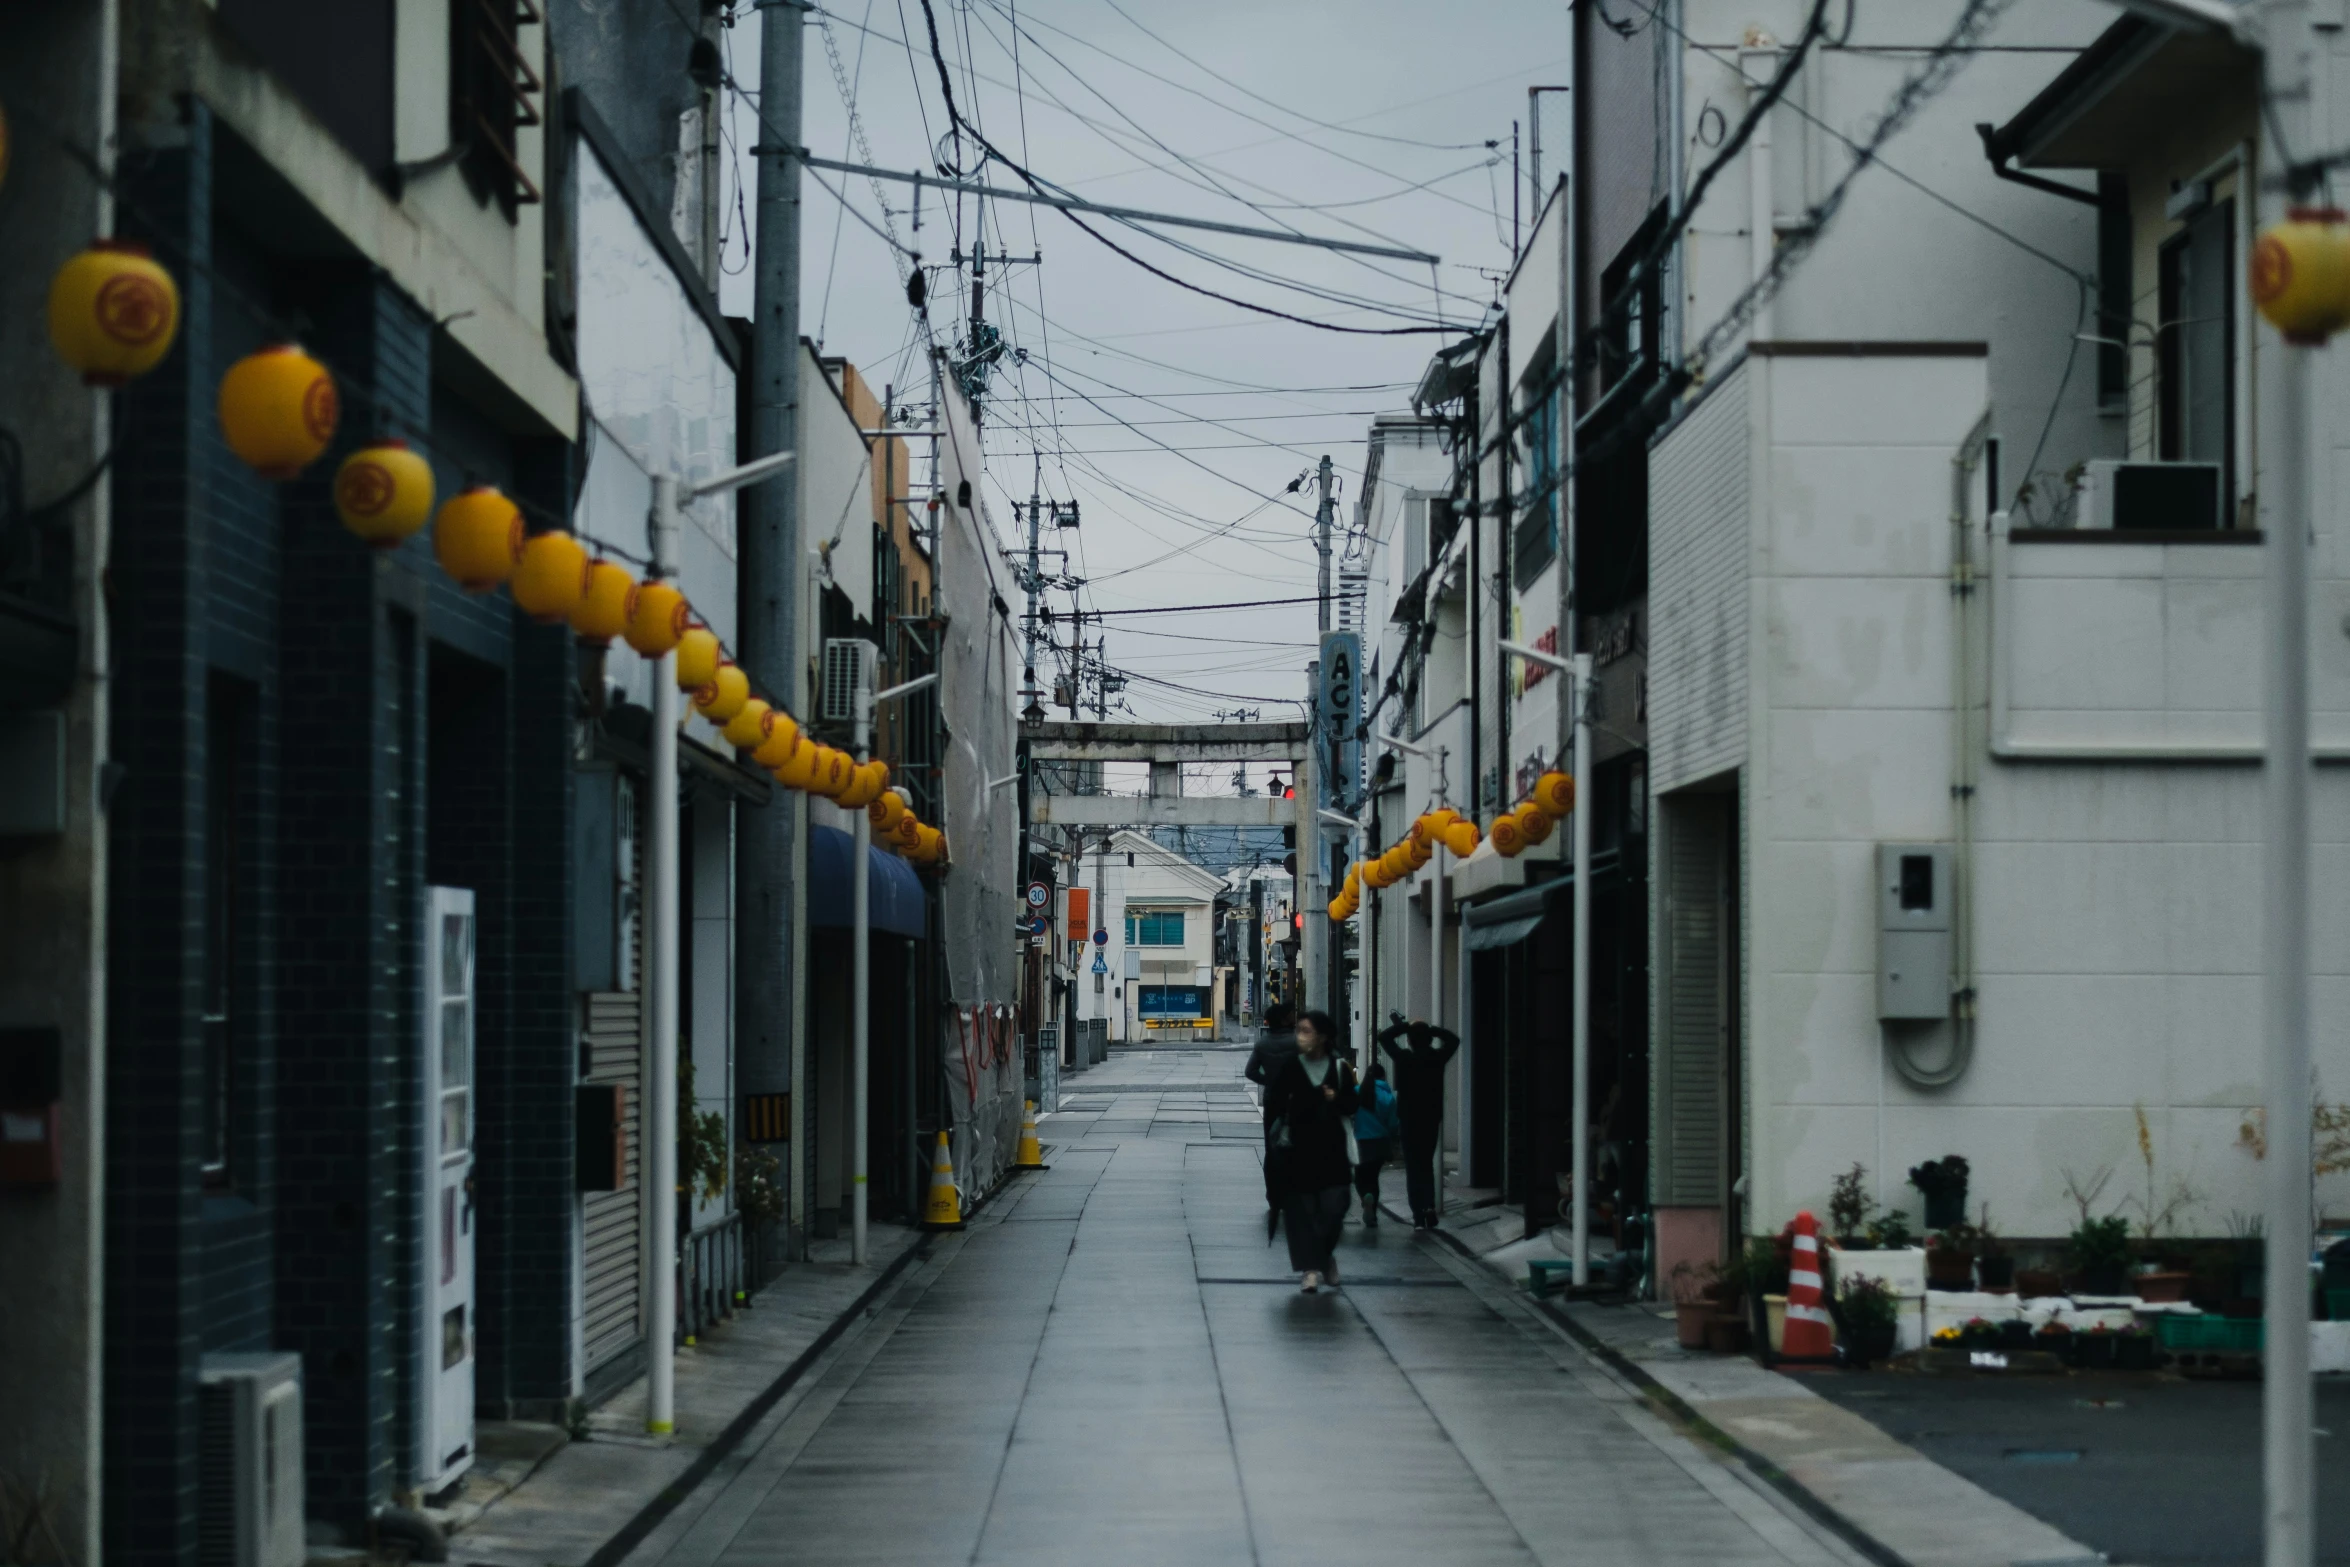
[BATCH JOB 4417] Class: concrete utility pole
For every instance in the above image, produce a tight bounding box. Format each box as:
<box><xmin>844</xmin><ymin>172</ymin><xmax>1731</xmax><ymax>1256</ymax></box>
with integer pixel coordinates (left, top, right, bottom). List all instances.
<box><xmin>645</xmin><ymin>480</ymin><xmax>682</xmax><ymax>1436</ymax></box>
<box><xmin>1314</xmin><ymin>454</ymin><xmax>1335</xmax><ymax>634</ymax></box>
<box><xmin>744</xmin><ymin>0</ymin><xmax>804</xmax><ymax>1257</ymax></box>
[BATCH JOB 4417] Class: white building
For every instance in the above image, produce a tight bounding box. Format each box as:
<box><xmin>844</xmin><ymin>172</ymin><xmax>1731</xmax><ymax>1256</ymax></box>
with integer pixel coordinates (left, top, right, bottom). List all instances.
<box><xmin>1082</xmin><ymin>832</ymin><xmax>1225</xmax><ymax>1042</ymax></box>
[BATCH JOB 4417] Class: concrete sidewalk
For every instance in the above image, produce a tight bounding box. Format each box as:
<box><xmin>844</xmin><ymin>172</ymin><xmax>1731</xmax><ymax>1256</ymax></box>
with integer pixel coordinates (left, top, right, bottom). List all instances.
<box><xmin>1389</xmin><ymin>1173</ymin><xmax>2101</xmax><ymax>1567</ymax></box>
<box><xmin>439</xmin><ymin>1223</ymin><xmax>928</xmax><ymax>1567</ymax></box>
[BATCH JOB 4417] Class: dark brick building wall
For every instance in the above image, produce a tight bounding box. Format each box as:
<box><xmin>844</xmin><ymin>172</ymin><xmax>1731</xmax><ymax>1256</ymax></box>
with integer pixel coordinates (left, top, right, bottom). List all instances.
<box><xmin>103</xmin><ymin>101</ymin><xmax>587</xmax><ymax>1554</ymax></box>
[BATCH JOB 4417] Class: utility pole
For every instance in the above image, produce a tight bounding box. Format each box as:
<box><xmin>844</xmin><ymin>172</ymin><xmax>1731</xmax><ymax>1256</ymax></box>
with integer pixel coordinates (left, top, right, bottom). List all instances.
<box><xmin>1314</xmin><ymin>454</ymin><xmax>1335</xmax><ymax>633</ymax></box>
<box><xmin>1022</xmin><ymin>457</ymin><xmax>1043</xmax><ymax>714</ymax></box>
<box><xmin>745</xmin><ymin>0</ymin><xmax>805</xmax><ymax>1260</ymax></box>
<box><xmin>644</xmin><ymin>480</ymin><xmax>682</xmax><ymax>1435</ymax></box>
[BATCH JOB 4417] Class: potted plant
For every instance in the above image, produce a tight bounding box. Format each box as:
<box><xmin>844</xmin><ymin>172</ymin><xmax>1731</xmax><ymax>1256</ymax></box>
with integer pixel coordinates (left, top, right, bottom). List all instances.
<box><xmin>1959</xmin><ymin>1315</ymin><xmax>2000</xmax><ymax>1350</ymax></box>
<box><xmin>1866</xmin><ymin>1209</ymin><xmax>1916</xmax><ymax>1251</ymax></box>
<box><xmin>1909</xmin><ymin>1155</ymin><xmax>1971</xmax><ymax>1231</ymax></box>
<box><xmin>1927</xmin><ymin>1221</ymin><xmax>1980</xmax><ymax>1292</ymax></box>
<box><xmin>1829</xmin><ymin>1163</ymin><xmax>1876</xmax><ymax>1250</ymax></box>
<box><xmin>1670</xmin><ymin>1261</ymin><xmax>1717</xmax><ymax>1349</ymax></box>
<box><xmin>2036</xmin><ymin>1320</ymin><xmax>2077</xmax><ymax>1365</ymax></box>
<box><xmin>2115</xmin><ymin>1322</ymin><xmax>2157</xmax><ymax>1371</ymax></box>
<box><xmin>2132</xmin><ymin>1261</ymin><xmax>2193</xmax><ymax>1304</ymax></box>
<box><xmin>1996</xmin><ymin>1318</ymin><xmax>2036</xmax><ymax>1352</ymax></box>
<box><xmin>1976</xmin><ymin>1208</ymin><xmax>2015</xmax><ymax>1292</ymax></box>
<box><xmin>2079</xmin><ymin>1322</ymin><xmax>2118</xmax><ymax>1369</ymax></box>
<box><xmin>2069</xmin><ymin>1214</ymin><xmax>2135</xmax><ymax>1297</ymax></box>
<box><xmin>1839</xmin><ymin>1277</ymin><xmax>1900</xmax><ymax>1369</ymax></box>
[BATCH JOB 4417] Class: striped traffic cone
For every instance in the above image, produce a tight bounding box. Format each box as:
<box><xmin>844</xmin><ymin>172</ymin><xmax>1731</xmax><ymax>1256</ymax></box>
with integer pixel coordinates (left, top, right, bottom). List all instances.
<box><xmin>1782</xmin><ymin>1210</ymin><xmax>1835</xmax><ymax>1362</ymax></box>
<box><xmin>1014</xmin><ymin>1100</ymin><xmax>1049</xmax><ymax>1171</ymax></box>
<box><xmin>923</xmin><ymin>1129</ymin><xmax>965</xmax><ymax>1230</ymax></box>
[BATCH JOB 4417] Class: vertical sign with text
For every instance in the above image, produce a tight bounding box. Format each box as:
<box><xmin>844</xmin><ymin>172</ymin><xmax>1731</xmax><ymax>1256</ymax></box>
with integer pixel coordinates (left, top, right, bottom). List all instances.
<box><xmin>1316</xmin><ymin>630</ymin><xmax>1362</xmax><ymax>814</ymax></box>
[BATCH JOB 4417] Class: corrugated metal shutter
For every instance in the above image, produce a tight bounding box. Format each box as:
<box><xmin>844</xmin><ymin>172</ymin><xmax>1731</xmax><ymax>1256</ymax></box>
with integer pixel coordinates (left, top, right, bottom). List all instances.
<box><xmin>1654</xmin><ymin>795</ymin><xmax>1726</xmax><ymax>1206</ymax></box>
<box><xmin>1647</xmin><ymin>361</ymin><xmax>1749</xmax><ymax>796</ymax></box>
<box><xmin>581</xmin><ymin>989</ymin><xmax>641</xmax><ymax>1371</ymax></box>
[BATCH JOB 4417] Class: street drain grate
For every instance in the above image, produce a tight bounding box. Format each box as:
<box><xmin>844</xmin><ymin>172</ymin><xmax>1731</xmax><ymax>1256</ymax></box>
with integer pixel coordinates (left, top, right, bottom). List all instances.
<box><xmin>2002</xmin><ymin>1448</ymin><xmax>2084</xmax><ymax>1465</ymax></box>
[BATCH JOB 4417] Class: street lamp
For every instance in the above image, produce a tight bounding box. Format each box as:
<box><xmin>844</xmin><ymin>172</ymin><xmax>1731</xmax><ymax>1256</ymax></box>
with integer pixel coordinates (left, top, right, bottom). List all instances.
<box><xmin>645</xmin><ymin>450</ymin><xmax>793</xmax><ymax>1438</ymax></box>
<box><xmin>852</xmin><ymin>670</ymin><xmax>939</xmax><ymax>1267</ymax></box>
<box><xmin>1503</xmin><ymin>637</ymin><xmax>1596</xmax><ymax>1288</ymax></box>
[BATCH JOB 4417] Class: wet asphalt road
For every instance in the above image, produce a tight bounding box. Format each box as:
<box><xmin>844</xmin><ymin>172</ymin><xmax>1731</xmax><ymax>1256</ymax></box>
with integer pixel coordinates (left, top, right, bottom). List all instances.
<box><xmin>1815</xmin><ymin>1371</ymin><xmax>2350</xmax><ymax>1565</ymax></box>
<box><xmin>626</xmin><ymin>1047</ymin><xmax>1858</xmax><ymax>1567</ymax></box>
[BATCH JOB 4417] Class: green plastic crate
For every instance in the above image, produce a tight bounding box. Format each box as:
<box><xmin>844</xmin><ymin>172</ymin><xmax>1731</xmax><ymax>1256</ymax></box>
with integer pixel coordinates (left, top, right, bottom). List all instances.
<box><xmin>2154</xmin><ymin>1315</ymin><xmax>2264</xmax><ymax>1353</ymax></box>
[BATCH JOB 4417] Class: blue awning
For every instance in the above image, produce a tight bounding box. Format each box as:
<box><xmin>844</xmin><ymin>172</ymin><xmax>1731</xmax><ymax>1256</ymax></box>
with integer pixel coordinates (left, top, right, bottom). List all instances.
<box><xmin>807</xmin><ymin>824</ymin><xmax>929</xmax><ymax>938</ymax></box>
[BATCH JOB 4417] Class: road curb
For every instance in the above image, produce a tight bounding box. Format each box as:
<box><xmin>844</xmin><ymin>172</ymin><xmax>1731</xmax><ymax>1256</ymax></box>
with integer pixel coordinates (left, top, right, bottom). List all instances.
<box><xmin>1415</xmin><ymin>1221</ymin><xmax>1917</xmax><ymax>1567</ymax></box>
<box><xmin>581</xmin><ymin>1237</ymin><xmax>933</xmax><ymax>1567</ymax></box>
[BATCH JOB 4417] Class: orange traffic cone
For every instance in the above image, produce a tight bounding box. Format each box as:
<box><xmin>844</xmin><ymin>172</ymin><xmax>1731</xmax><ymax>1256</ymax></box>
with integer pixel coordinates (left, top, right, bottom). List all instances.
<box><xmin>1014</xmin><ymin>1100</ymin><xmax>1049</xmax><ymax>1171</ymax></box>
<box><xmin>923</xmin><ymin>1129</ymin><xmax>965</xmax><ymax>1230</ymax></box>
<box><xmin>1782</xmin><ymin>1210</ymin><xmax>1835</xmax><ymax>1362</ymax></box>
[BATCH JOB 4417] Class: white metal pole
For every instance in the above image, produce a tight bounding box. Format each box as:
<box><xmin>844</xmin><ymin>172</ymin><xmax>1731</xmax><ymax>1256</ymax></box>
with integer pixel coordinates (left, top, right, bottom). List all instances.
<box><xmin>1570</xmin><ymin>654</ymin><xmax>1593</xmax><ymax>1286</ymax></box>
<box><xmin>646</xmin><ymin>476</ymin><xmax>682</xmax><ymax>1435</ymax></box>
<box><xmin>852</xmin><ymin>678</ymin><xmax>871</xmax><ymax>1267</ymax></box>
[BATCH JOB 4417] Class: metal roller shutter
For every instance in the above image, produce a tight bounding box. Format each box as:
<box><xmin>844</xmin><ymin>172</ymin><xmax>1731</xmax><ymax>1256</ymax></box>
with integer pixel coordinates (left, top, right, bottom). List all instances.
<box><xmin>1654</xmin><ymin>795</ymin><xmax>1727</xmax><ymax>1207</ymax></box>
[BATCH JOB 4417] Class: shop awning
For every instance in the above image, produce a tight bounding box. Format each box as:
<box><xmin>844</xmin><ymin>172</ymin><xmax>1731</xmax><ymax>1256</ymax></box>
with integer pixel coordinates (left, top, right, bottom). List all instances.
<box><xmin>808</xmin><ymin>824</ymin><xmax>928</xmax><ymax>938</ymax></box>
<box><xmin>1460</xmin><ymin>873</ymin><xmax>1567</xmax><ymax>952</ymax></box>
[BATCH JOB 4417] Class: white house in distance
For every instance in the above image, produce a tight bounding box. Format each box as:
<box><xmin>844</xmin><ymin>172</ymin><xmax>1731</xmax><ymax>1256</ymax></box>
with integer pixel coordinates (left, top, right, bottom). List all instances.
<box><xmin>1082</xmin><ymin>832</ymin><xmax>1224</xmax><ymax>1042</ymax></box>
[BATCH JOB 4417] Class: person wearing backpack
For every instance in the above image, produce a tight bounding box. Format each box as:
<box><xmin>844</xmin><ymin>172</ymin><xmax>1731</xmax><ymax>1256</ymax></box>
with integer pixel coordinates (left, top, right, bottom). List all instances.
<box><xmin>1351</xmin><ymin>1061</ymin><xmax>1402</xmax><ymax>1227</ymax></box>
<box><xmin>1263</xmin><ymin>1009</ymin><xmax>1358</xmax><ymax>1292</ymax></box>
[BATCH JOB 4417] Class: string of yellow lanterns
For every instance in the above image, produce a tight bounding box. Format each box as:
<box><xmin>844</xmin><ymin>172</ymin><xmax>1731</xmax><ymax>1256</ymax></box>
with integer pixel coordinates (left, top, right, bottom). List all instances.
<box><xmin>45</xmin><ymin>237</ymin><xmax>945</xmax><ymax>868</ymax></box>
<box><xmin>1325</xmin><ymin>771</ymin><xmax>1575</xmax><ymax>920</ymax></box>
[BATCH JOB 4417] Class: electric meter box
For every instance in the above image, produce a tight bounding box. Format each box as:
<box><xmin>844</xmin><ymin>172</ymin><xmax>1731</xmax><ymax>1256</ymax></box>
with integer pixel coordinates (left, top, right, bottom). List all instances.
<box><xmin>1876</xmin><ymin>843</ymin><xmax>1952</xmax><ymax>1021</ymax></box>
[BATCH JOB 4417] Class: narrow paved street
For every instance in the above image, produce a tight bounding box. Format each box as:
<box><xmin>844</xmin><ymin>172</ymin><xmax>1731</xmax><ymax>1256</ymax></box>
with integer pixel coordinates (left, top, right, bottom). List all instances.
<box><xmin>627</xmin><ymin>1048</ymin><xmax>1857</xmax><ymax>1567</ymax></box>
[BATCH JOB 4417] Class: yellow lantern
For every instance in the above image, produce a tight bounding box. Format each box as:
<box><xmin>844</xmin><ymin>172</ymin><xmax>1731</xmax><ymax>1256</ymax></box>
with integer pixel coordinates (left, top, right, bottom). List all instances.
<box><xmin>1489</xmin><ymin>813</ymin><xmax>1526</xmax><ymax>858</ymax></box>
<box><xmin>218</xmin><ymin>343</ymin><xmax>337</xmax><ymax>479</ymax></box>
<box><xmin>1408</xmin><ymin>814</ymin><xmax>1434</xmax><ymax>847</ymax></box>
<box><xmin>2252</xmin><ymin>207</ymin><xmax>2350</xmax><ymax>345</ymax></box>
<box><xmin>1441</xmin><ymin>818</ymin><xmax>1480</xmax><ymax>858</ymax></box>
<box><xmin>624</xmin><ymin>582</ymin><xmax>687</xmax><ymax>655</ymax></box>
<box><xmin>932</xmin><ymin>830</ymin><xmax>952</xmax><ymax>866</ymax></box>
<box><xmin>720</xmin><ymin>696</ymin><xmax>773</xmax><ymax>751</ymax></box>
<box><xmin>511</xmin><ymin>530</ymin><xmax>591</xmax><ymax>623</ymax></box>
<box><xmin>1406</xmin><ymin>836</ymin><xmax>1434</xmax><ymax>868</ymax></box>
<box><xmin>694</xmin><ymin>663</ymin><xmax>750</xmax><ymax>725</ymax></box>
<box><xmin>1342</xmin><ymin>864</ymin><xmax>1360</xmax><ymax>895</ymax></box>
<box><xmin>752</xmin><ymin>711</ymin><xmax>802</xmax><ymax>770</ymax></box>
<box><xmin>433</xmin><ymin>485</ymin><xmax>524</xmax><ymax>592</ymax></box>
<box><xmin>1516</xmin><ymin>800</ymin><xmax>1555</xmax><ymax>845</ymax></box>
<box><xmin>776</xmin><ymin>738</ymin><xmax>820</xmax><ymax>790</ymax></box>
<box><xmin>573</xmin><ymin>560</ymin><xmax>636</xmax><ymax>643</ymax></box>
<box><xmin>839</xmin><ymin>760</ymin><xmax>887</xmax><ymax>810</ymax></box>
<box><xmin>893</xmin><ymin>812</ymin><xmax>923</xmax><ymax>849</ymax></box>
<box><xmin>1534</xmin><ymin>770</ymin><xmax>1575</xmax><ymax>817</ymax></box>
<box><xmin>48</xmin><ymin>240</ymin><xmax>180</xmax><ymax>386</ymax></box>
<box><xmin>803</xmin><ymin>746</ymin><xmax>846</xmax><ymax>797</ymax></box>
<box><xmin>870</xmin><ymin>790</ymin><xmax>909</xmax><ymax>834</ymax></box>
<box><xmin>907</xmin><ymin>824</ymin><xmax>943</xmax><ymax>864</ymax></box>
<box><xmin>332</xmin><ymin>438</ymin><xmax>434</xmax><ymax>548</ymax></box>
<box><xmin>673</xmin><ymin>625</ymin><xmax>721</xmax><ymax>690</ymax></box>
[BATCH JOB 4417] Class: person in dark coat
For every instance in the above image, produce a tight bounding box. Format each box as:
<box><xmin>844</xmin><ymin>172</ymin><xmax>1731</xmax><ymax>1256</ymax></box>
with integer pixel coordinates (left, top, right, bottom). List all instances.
<box><xmin>1264</xmin><ymin>1009</ymin><xmax>1357</xmax><ymax>1291</ymax></box>
<box><xmin>1376</xmin><ymin>1013</ymin><xmax>1459</xmax><ymax>1228</ymax></box>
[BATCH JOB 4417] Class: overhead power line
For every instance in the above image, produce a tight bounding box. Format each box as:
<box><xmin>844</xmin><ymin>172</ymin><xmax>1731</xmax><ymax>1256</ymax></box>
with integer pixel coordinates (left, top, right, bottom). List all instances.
<box><xmin>794</xmin><ymin>152</ymin><xmax>1437</xmax><ymax>263</ymax></box>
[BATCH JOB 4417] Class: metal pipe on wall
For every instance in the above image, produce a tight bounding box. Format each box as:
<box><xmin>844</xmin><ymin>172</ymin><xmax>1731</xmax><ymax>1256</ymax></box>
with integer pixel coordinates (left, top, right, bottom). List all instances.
<box><xmin>645</xmin><ymin>476</ymin><xmax>682</xmax><ymax>1435</ymax></box>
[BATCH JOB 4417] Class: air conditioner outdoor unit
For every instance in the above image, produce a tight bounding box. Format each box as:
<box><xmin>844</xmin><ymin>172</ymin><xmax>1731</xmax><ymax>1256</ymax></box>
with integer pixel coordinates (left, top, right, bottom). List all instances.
<box><xmin>2076</xmin><ymin>459</ymin><xmax>2223</xmax><ymax>531</ymax></box>
<box><xmin>197</xmin><ymin>1352</ymin><xmax>305</xmax><ymax>1567</ymax></box>
<box><xmin>820</xmin><ymin>638</ymin><xmax>876</xmax><ymax>724</ymax></box>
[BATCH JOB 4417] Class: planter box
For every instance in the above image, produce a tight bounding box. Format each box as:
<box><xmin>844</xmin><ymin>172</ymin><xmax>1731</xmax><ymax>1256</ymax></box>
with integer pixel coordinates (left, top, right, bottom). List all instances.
<box><xmin>1829</xmin><ymin>1244</ymin><xmax>1925</xmax><ymax>1298</ymax></box>
<box><xmin>1924</xmin><ymin>1291</ymin><xmax>2027</xmax><ymax>1341</ymax></box>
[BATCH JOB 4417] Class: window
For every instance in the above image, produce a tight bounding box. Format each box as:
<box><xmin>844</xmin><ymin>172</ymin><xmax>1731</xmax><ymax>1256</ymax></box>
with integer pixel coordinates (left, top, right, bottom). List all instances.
<box><xmin>1517</xmin><ymin>375</ymin><xmax>1559</xmax><ymax>582</ymax></box>
<box><xmin>1124</xmin><ymin>909</ymin><xmax>1185</xmax><ymax>947</ymax></box>
<box><xmin>452</xmin><ymin>0</ymin><xmax>543</xmax><ymax>212</ymax></box>
<box><xmin>2158</xmin><ymin>196</ymin><xmax>2235</xmax><ymax>521</ymax></box>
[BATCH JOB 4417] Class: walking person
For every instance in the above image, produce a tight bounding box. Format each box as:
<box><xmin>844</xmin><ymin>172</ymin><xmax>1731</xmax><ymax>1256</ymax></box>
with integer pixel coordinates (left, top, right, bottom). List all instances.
<box><xmin>1377</xmin><ymin>1012</ymin><xmax>1460</xmax><ymax>1229</ymax></box>
<box><xmin>1244</xmin><ymin>1002</ymin><xmax>1298</xmax><ymax>1218</ymax></box>
<box><xmin>1263</xmin><ymin>1009</ymin><xmax>1358</xmax><ymax>1292</ymax></box>
<box><xmin>1352</xmin><ymin>1062</ymin><xmax>1401</xmax><ymax>1227</ymax></box>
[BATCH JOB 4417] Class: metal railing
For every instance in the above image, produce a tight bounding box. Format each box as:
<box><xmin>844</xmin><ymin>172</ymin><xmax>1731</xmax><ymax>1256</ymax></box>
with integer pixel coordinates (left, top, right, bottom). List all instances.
<box><xmin>678</xmin><ymin>1210</ymin><xmax>746</xmax><ymax>1342</ymax></box>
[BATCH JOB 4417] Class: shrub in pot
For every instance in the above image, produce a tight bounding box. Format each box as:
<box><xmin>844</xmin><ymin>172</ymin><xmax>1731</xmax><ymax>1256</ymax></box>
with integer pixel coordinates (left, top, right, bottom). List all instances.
<box><xmin>1829</xmin><ymin>1163</ymin><xmax>1876</xmax><ymax>1250</ymax></box>
<box><xmin>1927</xmin><ymin>1222</ymin><xmax>1980</xmax><ymax>1291</ymax></box>
<box><xmin>2069</xmin><ymin>1214</ymin><xmax>2135</xmax><ymax>1296</ymax></box>
<box><xmin>1909</xmin><ymin>1156</ymin><xmax>1971</xmax><ymax>1232</ymax></box>
<box><xmin>1997</xmin><ymin>1319</ymin><xmax>2036</xmax><ymax>1352</ymax></box>
<box><xmin>2079</xmin><ymin>1324</ymin><xmax>2119</xmax><ymax>1369</ymax></box>
<box><xmin>1838</xmin><ymin>1277</ymin><xmax>1901</xmax><ymax>1369</ymax></box>
<box><xmin>1959</xmin><ymin>1316</ymin><xmax>2000</xmax><ymax>1350</ymax></box>
<box><xmin>2035</xmin><ymin>1322</ymin><xmax>2076</xmax><ymax>1365</ymax></box>
<box><xmin>1976</xmin><ymin>1211</ymin><xmax>2014</xmax><ymax>1291</ymax></box>
<box><xmin>1865</xmin><ymin>1209</ymin><xmax>1916</xmax><ymax>1251</ymax></box>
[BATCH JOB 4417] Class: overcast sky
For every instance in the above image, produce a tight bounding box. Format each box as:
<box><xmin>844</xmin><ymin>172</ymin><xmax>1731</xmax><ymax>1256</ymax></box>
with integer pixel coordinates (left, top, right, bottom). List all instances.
<box><xmin>718</xmin><ymin>0</ymin><xmax>1570</xmax><ymax>740</ymax></box>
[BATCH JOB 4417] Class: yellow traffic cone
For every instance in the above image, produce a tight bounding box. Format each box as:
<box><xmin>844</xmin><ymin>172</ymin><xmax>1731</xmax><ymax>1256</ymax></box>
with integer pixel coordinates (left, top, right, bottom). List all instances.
<box><xmin>923</xmin><ymin>1129</ymin><xmax>965</xmax><ymax>1230</ymax></box>
<box><xmin>1014</xmin><ymin>1100</ymin><xmax>1049</xmax><ymax>1171</ymax></box>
